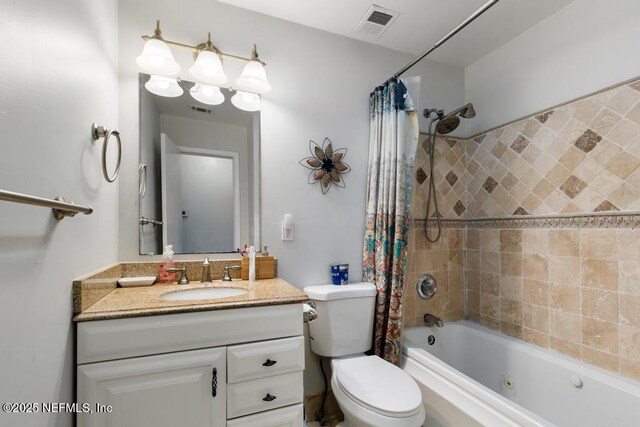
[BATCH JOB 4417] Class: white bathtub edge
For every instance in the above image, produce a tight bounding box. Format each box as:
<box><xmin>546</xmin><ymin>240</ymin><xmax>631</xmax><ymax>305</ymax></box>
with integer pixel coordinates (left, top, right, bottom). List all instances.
<box><xmin>401</xmin><ymin>356</ymin><xmax>522</xmax><ymax>427</ymax></box>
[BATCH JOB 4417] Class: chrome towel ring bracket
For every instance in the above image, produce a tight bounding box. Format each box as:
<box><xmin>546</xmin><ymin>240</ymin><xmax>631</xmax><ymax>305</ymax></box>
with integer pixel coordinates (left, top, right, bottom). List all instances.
<box><xmin>91</xmin><ymin>123</ymin><xmax>122</xmax><ymax>183</ymax></box>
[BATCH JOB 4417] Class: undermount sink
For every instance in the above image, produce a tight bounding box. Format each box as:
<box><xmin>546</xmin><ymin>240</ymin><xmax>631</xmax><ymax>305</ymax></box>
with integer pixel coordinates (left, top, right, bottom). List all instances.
<box><xmin>161</xmin><ymin>287</ymin><xmax>248</xmax><ymax>301</ymax></box>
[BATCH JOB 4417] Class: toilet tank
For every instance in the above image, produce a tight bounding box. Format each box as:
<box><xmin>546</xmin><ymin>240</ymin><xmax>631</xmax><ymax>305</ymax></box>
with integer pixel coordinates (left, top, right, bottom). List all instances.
<box><xmin>303</xmin><ymin>283</ymin><xmax>377</xmax><ymax>357</ymax></box>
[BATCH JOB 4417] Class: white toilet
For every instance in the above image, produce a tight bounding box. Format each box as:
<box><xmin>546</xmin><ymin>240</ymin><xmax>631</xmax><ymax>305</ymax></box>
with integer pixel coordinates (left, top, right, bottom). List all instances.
<box><xmin>304</xmin><ymin>282</ymin><xmax>425</xmax><ymax>427</ymax></box>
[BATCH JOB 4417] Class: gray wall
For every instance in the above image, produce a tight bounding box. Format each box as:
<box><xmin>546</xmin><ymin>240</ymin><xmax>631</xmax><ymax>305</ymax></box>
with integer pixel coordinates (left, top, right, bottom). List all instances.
<box><xmin>116</xmin><ymin>0</ymin><xmax>466</xmax><ymax>284</ymax></box>
<box><xmin>464</xmin><ymin>0</ymin><xmax>640</xmax><ymax>136</ymax></box>
<box><xmin>0</xmin><ymin>0</ymin><xmax>119</xmax><ymax>425</ymax></box>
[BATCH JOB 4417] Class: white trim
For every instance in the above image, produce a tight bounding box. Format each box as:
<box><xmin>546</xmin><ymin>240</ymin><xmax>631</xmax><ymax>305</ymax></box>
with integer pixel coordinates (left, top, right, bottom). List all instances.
<box><xmin>251</xmin><ymin>115</ymin><xmax>261</xmax><ymax>250</ymax></box>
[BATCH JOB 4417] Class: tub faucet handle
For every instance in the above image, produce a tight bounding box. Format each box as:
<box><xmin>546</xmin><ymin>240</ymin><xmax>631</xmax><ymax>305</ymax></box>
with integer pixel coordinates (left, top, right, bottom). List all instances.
<box><xmin>423</xmin><ymin>313</ymin><xmax>443</xmax><ymax>328</ymax></box>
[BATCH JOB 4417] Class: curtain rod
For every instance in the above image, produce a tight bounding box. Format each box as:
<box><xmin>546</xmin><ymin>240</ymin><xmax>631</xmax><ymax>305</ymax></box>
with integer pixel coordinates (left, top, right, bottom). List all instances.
<box><xmin>392</xmin><ymin>0</ymin><xmax>500</xmax><ymax>79</ymax></box>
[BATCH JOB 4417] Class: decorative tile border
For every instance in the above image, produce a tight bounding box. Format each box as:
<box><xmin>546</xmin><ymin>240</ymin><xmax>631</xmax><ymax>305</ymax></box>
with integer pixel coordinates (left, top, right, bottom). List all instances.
<box><xmin>413</xmin><ymin>218</ymin><xmax>466</xmax><ymax>229</ymax></box>
<box><xmin>413</xmin><ymin>211</ymin><xmax>640</xmax><ymax>229</ymax></box>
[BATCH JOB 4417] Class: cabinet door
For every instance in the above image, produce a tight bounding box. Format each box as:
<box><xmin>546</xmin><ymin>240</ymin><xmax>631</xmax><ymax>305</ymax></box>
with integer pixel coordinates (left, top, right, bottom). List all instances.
<box><xmin>78</xmin><ymin>347</ymin><xmax>226</xmax><ymax>427</ymax></box>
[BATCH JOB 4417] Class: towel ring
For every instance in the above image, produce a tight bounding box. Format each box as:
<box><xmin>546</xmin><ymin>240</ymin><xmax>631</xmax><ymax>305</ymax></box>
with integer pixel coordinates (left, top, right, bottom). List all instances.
<box><xmin>91</xmin><ymin>123</ymin><xmax>122</xmax><ymax>183</ymax></box>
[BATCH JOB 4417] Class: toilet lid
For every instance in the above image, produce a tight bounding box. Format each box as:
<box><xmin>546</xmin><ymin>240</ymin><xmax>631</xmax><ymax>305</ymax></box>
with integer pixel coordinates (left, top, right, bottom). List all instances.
<box><xmin>335</xmin><ymin>356</ymin><xmax>422</xmax><ymax>417</ymax></box>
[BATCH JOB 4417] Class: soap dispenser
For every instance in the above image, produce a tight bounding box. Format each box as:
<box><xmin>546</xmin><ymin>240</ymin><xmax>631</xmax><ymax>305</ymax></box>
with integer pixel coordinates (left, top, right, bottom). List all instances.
<box><xmin>159</xmin><ymin>244</ymin><xmax>175</xmax><ymax>283</ymax></box>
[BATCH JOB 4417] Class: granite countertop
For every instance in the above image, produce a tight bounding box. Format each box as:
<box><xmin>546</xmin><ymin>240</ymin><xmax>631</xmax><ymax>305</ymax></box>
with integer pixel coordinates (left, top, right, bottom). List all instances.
<box><xmin>73</xmin><ymin>278</ymin><xmax>308</xmax><ymax>322</ymax></box>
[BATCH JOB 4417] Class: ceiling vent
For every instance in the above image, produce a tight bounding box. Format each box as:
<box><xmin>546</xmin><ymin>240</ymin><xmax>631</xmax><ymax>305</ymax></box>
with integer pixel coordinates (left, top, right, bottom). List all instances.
<box><xmin>189</xmin><ymin>104</ymin><xmax>213</xmax><ymax>114</ymax></box>
<box><xmin>354</xmin><ymin>5</ymin><xmax>399</xmax><ymax>38</ymax></box>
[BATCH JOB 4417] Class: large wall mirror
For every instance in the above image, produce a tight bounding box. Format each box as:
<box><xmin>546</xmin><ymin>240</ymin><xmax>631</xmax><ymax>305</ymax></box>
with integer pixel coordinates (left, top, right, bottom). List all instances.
<box><xmin>138</xmin><ymin>74</ymin><xmax>261</xmax><ymax>255</ymax></box>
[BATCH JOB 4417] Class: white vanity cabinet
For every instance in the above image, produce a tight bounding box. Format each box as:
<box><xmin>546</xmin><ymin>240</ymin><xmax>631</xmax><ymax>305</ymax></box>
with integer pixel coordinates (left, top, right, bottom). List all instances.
<box><xmin>76</xmin><ymin>304</ymin><xmax>304</xmax><ymax>427</ymax></box>
<box><xmin>78</xmin><ymin>348</ymin><xmax>227</xmax><ymax>427</ymax></box>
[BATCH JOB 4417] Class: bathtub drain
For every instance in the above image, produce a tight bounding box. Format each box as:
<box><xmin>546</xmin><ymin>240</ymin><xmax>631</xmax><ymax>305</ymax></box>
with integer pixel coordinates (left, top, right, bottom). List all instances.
<box><xmin>427</xmin><ymin>335</ymin><xmax>435</xmax><ymax>345</ymax></box>
<box><xmin>503</xmin><ymin>378</ymin><xmax>515</xmax><ymax>390</ymax></box>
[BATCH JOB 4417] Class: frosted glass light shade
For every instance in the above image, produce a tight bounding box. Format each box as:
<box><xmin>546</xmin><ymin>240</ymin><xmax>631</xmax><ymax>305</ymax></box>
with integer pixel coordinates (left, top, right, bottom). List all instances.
<box><xmin>190</xmin><ymin>83</ymin><xmax>225</xmax><ymax>105</ymax></box>
<box><xmin>231</xmin><ymin>91</ymin><xmax>261</xmax><ymax>112</ymax></box>
<box><xmin>189</xmin><ymin>50</ymin><xmax>228</xmax><ymax>85</ymax></box>
<box><xmin>136</xmin><ymin>39</ymin><xmax>180</xmax><ymax>77</ymax></box>
<box><xmin>145</xmin><ymin>75</ymin><xmax>183</xmax><ymax>97</ymax></box>
<box><xmin>236</xmin><ymin>60</ymin><xmax>271</xmax><ymax>94</ymax></box>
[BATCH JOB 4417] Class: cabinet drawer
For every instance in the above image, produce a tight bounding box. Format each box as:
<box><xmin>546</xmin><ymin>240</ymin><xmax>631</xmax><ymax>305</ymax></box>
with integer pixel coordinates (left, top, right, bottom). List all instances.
<box><xmin>77</xmin><ymin>304</ymin><xmax>302</xmax><ymax>364</ymax></box>
<box><xmin>227</xmin><ymin>372</ymin><xmax>303</xmax><ymax>419</ymax></box>
<box><xmin>227</xmin><ymin>336</ymin><xmax>304</xmax><ymax>383</ymax></box>
<box><xmin>227</xmin><ymin>404</ymin><xmax>303</xmax><ymax>427</ymax></box>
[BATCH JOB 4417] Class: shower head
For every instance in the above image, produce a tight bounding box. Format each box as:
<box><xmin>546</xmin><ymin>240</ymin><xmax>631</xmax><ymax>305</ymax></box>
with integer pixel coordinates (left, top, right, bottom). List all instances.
<box><xmin>424</xmin><ymin>103</ymin><xmax>476</xmax><ymax>135</ymax></box>
<box><xmin>458</xmin><ymin>103</ymin><xmax>476</xmax><ymax>118</ymax></box>
<box><xmin>443</xmin><ymin>103</ymin><xmax>476</xmax><ymax>120</ymax></box>
<box><xmin>435</xmin><ymin>115</ymin><xmax>460</xmax><ymax>134</ymax></box>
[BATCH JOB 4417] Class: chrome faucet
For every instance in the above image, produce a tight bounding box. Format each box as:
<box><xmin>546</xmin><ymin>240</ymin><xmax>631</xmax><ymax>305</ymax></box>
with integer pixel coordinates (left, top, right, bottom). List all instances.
<box><xmin>201</xmin><ymin>257</ymin><xmax>212</xmax><ymax>283</ymax></box>
<box><xmin>423</xmin><ymin>313</ymin><xmax>444</xmax><ymax>328</ymax></box>
<box><xmin>222</xmin><ymin>265</ymin><xmax>242</xmax><ymax>281</ymax></box>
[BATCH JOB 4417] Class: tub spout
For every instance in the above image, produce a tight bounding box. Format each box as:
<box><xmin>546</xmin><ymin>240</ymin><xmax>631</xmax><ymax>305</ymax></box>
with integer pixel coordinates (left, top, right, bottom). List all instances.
<box><xmin>423</xmin><ymin>313</ymin><xmax>443</xmax><ymax>328</ymax></box>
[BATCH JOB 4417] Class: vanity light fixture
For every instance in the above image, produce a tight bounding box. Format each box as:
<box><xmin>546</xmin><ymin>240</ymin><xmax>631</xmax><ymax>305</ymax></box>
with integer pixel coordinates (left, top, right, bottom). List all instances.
<box><xmin>190</xmin><ymin>83</ymin><xmax>225</xmax><ymax>106</ymax></box>
<box><xmin>137</xmin><ymin>21</ymin><xmax>269</xmax><ymax>111</ymax></box>
<box><xmin>145</xmin><ymin>75</ymin><xmax>183</xmax><ymax>97</ymax></box>
<box><xmin>236</xmin><ymin>45</ymin><xmax>271</xmax><ymax>94</ymax></box>
<box><xmin>136</xmin><ymin>21</ymin><xmax>181</xmax><ymax>77</ymax></box>
<box><xmin>231</xmin><ymin>91</ymin><xmax>261</xmax><ymax>112</ymax></box>
<box><xmin>188</xmin><ymin>33</ymin><xmax>228</xmax><ymax>85</ymax></box>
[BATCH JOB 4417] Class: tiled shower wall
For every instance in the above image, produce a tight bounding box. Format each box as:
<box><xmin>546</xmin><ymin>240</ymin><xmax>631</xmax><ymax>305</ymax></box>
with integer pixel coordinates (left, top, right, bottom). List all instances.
<box><xmin>404</xmin><ymin>135</ymin><xmax>467</xmax><ymax>327</ymax></box>
<box><xmin>465</xmin><ymin>227</ymin><xmax>640</xmax><ymax>379</ymax></box>
<box><xmin>404</xmin><ymin>226</ymin><xmax>466</xmax><ymax>327</ymax></box>
<box><xmin>404</xmin><ymin>77</ymin><xmax>640</xmax><ymax>381</ymax></box>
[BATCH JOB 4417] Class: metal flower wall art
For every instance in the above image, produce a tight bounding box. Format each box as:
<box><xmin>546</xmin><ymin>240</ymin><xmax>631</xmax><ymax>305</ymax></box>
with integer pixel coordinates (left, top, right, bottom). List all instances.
<box><xmin>299</xmin><ymin>137</ymin><xmax>351</xmax><ymax>194</ymax></box>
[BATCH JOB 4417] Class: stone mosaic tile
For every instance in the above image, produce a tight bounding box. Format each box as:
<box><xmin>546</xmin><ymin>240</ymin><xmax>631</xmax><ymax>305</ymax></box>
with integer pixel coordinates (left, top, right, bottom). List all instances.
<box><xmin>416</xmin><ymin>167</ymin><xmax>427</xmax><ymax>185</ymax></box>
<box><xmin>574</xmin><ymin>129</ymin><xmax>602</xmax><ymax>153</ymax></box>
<box><xmin>595</xmin><ymin>200</ymin><xmax>620</xmax><ymax>212</ymax></box>
<box><xmin>560</xmin><ymin>175</ymin><xmax>587</xmax><ymax>199</ymax></box>
<box><xmin>410</xmin><ymin>78</ymin><xmax>640</xmax><ymax>222</ymax></box>
<box><xmin>482</xmin><ymin>176</ymin><xmax>499</xmax><ymax>193</ymax></box>
<box><xmin>536</xmin><ymin>111</ymin><xmax>554</xmax><ymax>124</ymax></box>
<box><xmin>510</xmin><ymin>135</ymin><xmax>530</xmax><ymax>154</ymax></box>
<box><xmin>445</xmin><ymin>170</ymin><xmax>459</xmax><ymax>186</ymax></box>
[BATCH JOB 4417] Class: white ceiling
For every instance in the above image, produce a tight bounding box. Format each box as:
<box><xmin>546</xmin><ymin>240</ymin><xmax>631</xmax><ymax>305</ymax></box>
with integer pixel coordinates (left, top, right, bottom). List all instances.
<box><xmin>217</xmin><ymin>0</ymin><xmax>575</xmax><ymax>67</ymax></box>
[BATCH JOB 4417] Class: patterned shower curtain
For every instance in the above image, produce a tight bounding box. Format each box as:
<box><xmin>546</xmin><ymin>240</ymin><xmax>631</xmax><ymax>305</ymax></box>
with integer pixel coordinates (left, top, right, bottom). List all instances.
<box><xmin>363</xmin><ymin>79</ymin><xmax>419</xmax><ymax>365</ymax></box>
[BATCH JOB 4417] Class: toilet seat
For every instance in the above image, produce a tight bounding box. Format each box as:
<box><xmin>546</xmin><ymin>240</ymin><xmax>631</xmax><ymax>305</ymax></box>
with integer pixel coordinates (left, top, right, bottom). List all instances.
<box><xmin>334</xmin><ymin>356</ymin><xmax>422</xmax><ymax>418</ymax></box>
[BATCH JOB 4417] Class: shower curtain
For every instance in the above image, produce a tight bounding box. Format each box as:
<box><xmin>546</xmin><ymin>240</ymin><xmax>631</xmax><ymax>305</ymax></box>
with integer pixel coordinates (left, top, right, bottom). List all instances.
<box><xmin>363</xmin><ymin>79</ymin><xmax>418</xmax><ymax>365</ymax></box>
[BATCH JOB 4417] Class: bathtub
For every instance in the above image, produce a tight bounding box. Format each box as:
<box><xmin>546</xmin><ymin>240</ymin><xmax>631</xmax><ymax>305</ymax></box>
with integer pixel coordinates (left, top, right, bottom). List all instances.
<box><xmin>401</xmin><ymin>321</ymin><xmax>640</xmax><ymax>427</ymax></box>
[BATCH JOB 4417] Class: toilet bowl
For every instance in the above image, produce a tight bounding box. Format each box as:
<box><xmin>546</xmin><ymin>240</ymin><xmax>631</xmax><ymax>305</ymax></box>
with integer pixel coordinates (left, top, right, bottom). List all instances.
<box><xmin>331</xmin><ymin>356</ymin><xmax>425</xmax><ymax>427</ymax></box>
<box><xmin>303</xmin><ymin>283</ymin><xmax>425</xmax><ymax>427</ymax></box>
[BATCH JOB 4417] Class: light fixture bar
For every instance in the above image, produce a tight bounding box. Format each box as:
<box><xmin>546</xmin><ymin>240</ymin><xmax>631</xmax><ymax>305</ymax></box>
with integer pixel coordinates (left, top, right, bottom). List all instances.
<box><xmin>140</xmin><ymin>35</ymin><xmax>267</xmax><ymax>66</ymax></box>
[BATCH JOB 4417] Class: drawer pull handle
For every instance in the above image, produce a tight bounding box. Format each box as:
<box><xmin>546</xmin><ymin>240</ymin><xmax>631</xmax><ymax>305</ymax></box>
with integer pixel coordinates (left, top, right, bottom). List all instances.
<box><xmin>262</xmin><ymin>393</ymin><xmax>277</xmax><ymax>402</ymax></box>
<box><xmin>263</xmin><ymin>359</ymin><xmax>277</xmax><ymax>367</ymax></box>
<box><xmin>212</xmin><ymin>367</ymin><xmax>217</xmax><ymax>397</ymax></box>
